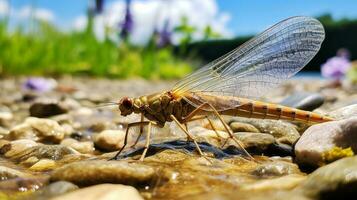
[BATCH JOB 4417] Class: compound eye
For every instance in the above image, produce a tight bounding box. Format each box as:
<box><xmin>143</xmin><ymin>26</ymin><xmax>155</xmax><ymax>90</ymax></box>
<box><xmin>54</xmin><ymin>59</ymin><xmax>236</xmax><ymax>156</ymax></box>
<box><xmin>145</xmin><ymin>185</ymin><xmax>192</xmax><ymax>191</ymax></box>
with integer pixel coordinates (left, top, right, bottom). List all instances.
<box><xmin>122</xmin><ymin>97</ymin><xmax>133</xmax><ymax>108</ymax></box>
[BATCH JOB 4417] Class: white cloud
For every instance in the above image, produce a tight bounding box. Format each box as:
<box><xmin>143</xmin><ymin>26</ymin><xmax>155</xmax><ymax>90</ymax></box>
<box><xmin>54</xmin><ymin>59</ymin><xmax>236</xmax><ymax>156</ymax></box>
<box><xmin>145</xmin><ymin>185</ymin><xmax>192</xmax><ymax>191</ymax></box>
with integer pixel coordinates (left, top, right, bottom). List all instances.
<box><xmin>73</xmin><ymin>15</ymin><xmax>87</xmax><ymax>31</ymax></box>
<box><xmin>73</xmin><ymin>0</ymin><xmax>232</xmax><ymax>45</ymax></box>
<box><xmin>0</xmin><ymin>0</ymin><xmax>9</xmax><ymax>15</ymax></box>
<box><xmin>17</xmin><ymin>5</ymin><xmax>55</xmax><ymax>22</ymax></box>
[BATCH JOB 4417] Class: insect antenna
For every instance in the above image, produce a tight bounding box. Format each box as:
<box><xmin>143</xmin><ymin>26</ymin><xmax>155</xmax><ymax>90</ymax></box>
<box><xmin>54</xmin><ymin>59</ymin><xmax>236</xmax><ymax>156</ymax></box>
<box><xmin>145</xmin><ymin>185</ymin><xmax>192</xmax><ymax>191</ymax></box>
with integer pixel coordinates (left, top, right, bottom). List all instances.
<box><xmin>92</xmin><ymin>101</ymin><xmax>119</xmax><ymax>108</ymax></box>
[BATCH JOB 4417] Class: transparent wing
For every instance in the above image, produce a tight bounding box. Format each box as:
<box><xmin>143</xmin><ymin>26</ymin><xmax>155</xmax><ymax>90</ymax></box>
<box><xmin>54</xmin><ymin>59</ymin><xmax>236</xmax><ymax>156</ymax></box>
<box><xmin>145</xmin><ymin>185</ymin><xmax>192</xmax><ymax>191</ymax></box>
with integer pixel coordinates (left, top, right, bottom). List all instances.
<box><xmin>172</xmin><ymin>16</ymin><xmax>325</xmax><ymax>110</ymax></box>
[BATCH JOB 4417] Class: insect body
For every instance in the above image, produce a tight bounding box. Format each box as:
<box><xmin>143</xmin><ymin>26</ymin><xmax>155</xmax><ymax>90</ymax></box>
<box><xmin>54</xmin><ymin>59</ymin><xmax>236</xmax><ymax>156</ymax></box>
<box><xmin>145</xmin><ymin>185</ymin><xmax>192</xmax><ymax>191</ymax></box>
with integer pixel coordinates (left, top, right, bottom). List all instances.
<box><xmin>113</xmin><ymin>16</ymin><xmax>334</xmax><ymax>161</ymax></box>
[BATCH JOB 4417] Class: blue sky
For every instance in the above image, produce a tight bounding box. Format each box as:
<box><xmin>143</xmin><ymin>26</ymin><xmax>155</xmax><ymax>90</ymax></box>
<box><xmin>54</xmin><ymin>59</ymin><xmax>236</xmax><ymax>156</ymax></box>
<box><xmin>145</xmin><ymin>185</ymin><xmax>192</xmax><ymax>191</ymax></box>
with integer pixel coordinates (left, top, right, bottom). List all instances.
<box><xmin>3</xmin><ymin>0</ymin><xmax>357</xmax><ymax>37</ymax></box>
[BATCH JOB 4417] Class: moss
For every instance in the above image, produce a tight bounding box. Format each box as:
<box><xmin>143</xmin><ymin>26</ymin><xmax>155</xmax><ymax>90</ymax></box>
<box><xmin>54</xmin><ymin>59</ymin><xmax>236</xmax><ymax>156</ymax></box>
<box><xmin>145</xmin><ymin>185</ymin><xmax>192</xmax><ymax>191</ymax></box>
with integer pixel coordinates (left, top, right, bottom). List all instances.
<box><xmin>322</xmin><ymin>147</ymin><xmax>354</xmax><ymax>163</ymax></box>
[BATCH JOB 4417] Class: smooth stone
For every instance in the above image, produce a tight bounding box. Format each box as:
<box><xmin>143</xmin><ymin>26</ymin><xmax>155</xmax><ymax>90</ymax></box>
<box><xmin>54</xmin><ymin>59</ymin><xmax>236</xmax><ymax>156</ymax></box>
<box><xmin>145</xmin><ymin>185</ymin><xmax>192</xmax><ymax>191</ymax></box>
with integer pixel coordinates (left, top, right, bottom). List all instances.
<box><xmin>30</xmin><ymin>102</ymin><xmax>68</xmax><ymax>118</ymax></box>
<box><xmin>328</xmin><ymin>104</ymin><xmax>357</xmax><ymax>120</ymax></box>
<box><xmin>31</xmin><ymin>181</ymin><xmax>78</xmax><ymax>200</ymax></box>
<box><xmin>0</xmin><ymin>139</ymin><xmax>38</xmax><ymax>158</ymax></box>
<box><xmin>252</xmin><ymin>160</ymin><xmax>302</xmax><ymax>177</ymax></box>
<box><xmin>280</xmin><ymin>92</ymin><xmax>325</xmax><ymax>111</ymax></box>
<box><xmin>7</xmin><ymin>144</ymin><xmax>79</xmax><ymax>162</ymax></box>
<box><xmin>230</xmin><ymin>122</ymin><xmax>260</xmax><ymax>133</ymax></box>
<box><xmin>50</xmin><ymin>160</ymin><xmax>155</xmax><ymax>186</ymax></box>
<box><xmin>60</xmin><ymin>138</ymin><xmax>94</xmax><ymax>154</ymax></box>
<box><xmin>0</xmin><ymin>176</ymin><xmax>49</xmax><ymax>192</ymax></box>
<box><xmin>241</xmin><ymin>174</ymin><xmax>306</xmax><ymax>191</ymax></box>
<box><xmin>29</xmin><ymin>159</ymin><xmax>56</xmax><ymax>171</ymax></box>
<box><xmin>295</xmin><ymin>156</ymin><xmax>357</xmax><ymax>199</ymax></box>
<box><xmin>229</xmin><ymin>118</ymin><xmax>300</xmax><ymax>145</ymax></box>
<box><xmin>0</xmin><ymin>166</ymin><xmax>33</xmax><ymax>180</ymax></box>
<box><xmin>295</xmin><ymin>117</ymin><xmax>357</xmax><ymax>167</ymax></box>
<box><xmin>94</xmin><ymin>130</ymin><xmax>125</xmax><ymax>152</ymax></box>
<box><xmin>7</xmin><ymin>117</ymin><xmax>66</xmax><ymax>143</ymax></box>
<box><xmin>51</xmin><ymin>184</ymin><xmax>143</xmax><ymax>200</ymax></box>
<box><xmin>232</xmin><ymin>132</ymin><xmax>275</xmax><ymax>150</ymax></box>
<box><xmin>0</xmin><ymin>111</ymin><xmax>13</xmax><ymax>128</ymax></box>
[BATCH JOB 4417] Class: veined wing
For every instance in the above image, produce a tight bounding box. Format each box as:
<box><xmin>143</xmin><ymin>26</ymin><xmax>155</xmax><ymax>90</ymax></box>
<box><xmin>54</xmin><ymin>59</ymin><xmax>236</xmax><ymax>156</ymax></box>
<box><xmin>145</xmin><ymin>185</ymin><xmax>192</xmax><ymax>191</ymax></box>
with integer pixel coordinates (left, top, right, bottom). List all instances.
<box><xmin>172</xmin><ymin>16</ymin><xmax>325</xmax><ymax>110</ymax></box>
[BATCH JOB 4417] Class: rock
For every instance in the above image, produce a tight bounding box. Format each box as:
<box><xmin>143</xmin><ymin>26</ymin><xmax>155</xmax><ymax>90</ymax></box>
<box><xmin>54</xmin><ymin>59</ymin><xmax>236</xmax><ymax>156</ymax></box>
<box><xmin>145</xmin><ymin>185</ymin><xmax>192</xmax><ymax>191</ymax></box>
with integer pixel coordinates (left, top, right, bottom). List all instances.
<box><xmin>230</xmin><ymin>122</ymin><xmax>260</xmax><ymax>133</ymax></box>
<box><xmin>0</xmin><ymin>139</ymin><xmax>38</xmax><ymax>158</ymax></box>
<box><xmin>280</xmin><ymin>92</ymin><xmax>325</xmax><ymax>111</ymax></box>
<box><xmin>31</xmin><ymin>181</ymin><xmax>78</xmax><ymax>200</ymax></box>
<box><xmin>6</xmin><ymin>144</ymin><xmax>79</xmax><ymax>162</ymax></box>
<box><xmin>295</xmin><ymin>156</ymin><xmax>357</xmax><ymax>199</ymax></box>
<box><xmin>232</xmin><ymin>132</ymin><xmax>275</xmax><ymax>150</ymax></box>
<box><xmin>50</xmin><ymin>160</ymin><xmax>155</xmax><ymax>186</ymax></box>
<box><xmin>29</xmin><ymin>159</ymin><xmax>56</xmax><ymax>171</ymax></box>
<box><xmin>241</xmin><ymin>174</ymin><xmax>306</xmax><ymax>191</ymax></box>
<box><xmin>230</xmin><ymin>118</ymin><xmax>300</xmax><ymax>145</ymax></box>
<box><xmin>0</xmin><ymin>111</ymin><xmax>13</xmax><ymax>128</ymax></box>
<box><xmin>60</xmin><ymin>138</ymin><xmax>94</xmax><ymax>154</ymax></box>
<box><xmin>94</xmin><ymin>130</ymin><xmax>125</xmax><ymax>152</ymax></box>
<box><xmin>295</xmin><ymin>117</ymin><xmax>357</xmax><ymax>167</ymax></box>
<box><xmin>252</xmin><ymin>160</ymin><xmax>302</xmax><ymax>177</ymax></box>
<box><xmin>0</xmin><ymin>176</ymin><xmax>49</xmax><ymax>192</ymax></box>
<box><xmin>7</xmin><ymin>117</ymin><xmax>66</xmax><ymax>143</ymax></box>
<box><xmin>0</xmin><ymin>166</ymin><xmax>33</xmax><ymax>180</ymax></box>
<box><xmin>328</xmin><ymin>104</ymin><xmax>357</xmax><ymax>120</ymax></box>
<box><xmin>51</xmin><ymin>184</ymin><xmax>143</xmax><ymax>200</ymax></box>
<box><xmin>30</xmin><ymin>102</ymin><xmax>68</xmax><ymax>118</ymax></box>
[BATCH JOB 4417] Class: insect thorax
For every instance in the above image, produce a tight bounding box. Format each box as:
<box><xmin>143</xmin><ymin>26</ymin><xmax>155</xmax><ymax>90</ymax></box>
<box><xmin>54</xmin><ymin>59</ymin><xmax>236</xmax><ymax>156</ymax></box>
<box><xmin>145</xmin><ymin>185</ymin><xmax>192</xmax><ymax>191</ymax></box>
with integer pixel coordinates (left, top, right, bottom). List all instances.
<box><xmin>132</xmin><ymin>92</ymin><xmax>193</xmax><ymax>127</ymax></box>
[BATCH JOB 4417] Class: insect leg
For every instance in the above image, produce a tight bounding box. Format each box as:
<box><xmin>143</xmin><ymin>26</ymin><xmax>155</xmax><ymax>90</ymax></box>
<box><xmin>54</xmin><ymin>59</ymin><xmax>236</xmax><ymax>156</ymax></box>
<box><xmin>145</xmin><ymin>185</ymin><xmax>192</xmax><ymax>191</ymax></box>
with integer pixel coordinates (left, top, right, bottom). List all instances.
<box><xmin>131</xmin><ymin>114</ymin><xmax>145</xmax><ymax>148</ymax></box>
<box><xmin>170</xmin><ymin>114</ymin><xmax>210</xmax><ymax>162</ymax></box>
<box><xmin>185</xmin><ymin>102</ymin><xmax>254</xmax><ymax>160</ymax></box>
<box><xmin>139</xmin><ymin>121</ymin><xmax>152</xmax><ymax>161</ymax></box>
<box><xmin>184</xmin><ymin>115</ymin><xmax>225</xmax><ymax>139</ymax></box>
<box><xmin>110</xmin><ymin>121</ymin><xmax>152</xmax><ymax>160</ymax></box>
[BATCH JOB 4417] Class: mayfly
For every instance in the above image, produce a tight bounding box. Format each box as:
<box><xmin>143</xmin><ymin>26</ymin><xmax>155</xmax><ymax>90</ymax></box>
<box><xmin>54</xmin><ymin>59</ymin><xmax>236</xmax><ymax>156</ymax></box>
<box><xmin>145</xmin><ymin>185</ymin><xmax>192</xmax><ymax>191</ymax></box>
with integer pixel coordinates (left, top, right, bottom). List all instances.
<box><xmin>112</xmin><ymin>16</ymin><xmax>333</xmax><ymax>161</ymax></box>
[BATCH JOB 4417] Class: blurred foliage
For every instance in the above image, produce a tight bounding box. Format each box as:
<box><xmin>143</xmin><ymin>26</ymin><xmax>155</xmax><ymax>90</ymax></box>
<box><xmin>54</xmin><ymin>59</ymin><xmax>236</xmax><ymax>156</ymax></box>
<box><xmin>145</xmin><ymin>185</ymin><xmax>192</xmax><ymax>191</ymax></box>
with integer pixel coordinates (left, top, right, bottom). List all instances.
<box><xmin>347</xmin><ymin>62</ymin><xmax>357</xmax><ymax>84</ymax></box>
<box><xmin>0</xmin><ymin>20</ymin><xmax>192</xmax><ymax>79</ymax></box>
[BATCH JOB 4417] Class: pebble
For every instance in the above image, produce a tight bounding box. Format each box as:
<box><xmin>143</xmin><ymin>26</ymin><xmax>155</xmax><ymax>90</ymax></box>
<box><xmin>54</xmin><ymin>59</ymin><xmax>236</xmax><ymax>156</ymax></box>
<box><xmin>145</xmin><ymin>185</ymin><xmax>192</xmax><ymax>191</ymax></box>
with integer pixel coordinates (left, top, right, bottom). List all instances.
<box><xmin>94</xmin><ymin>130</ymin><xmax>125</xmax><ymax>152</ymax></box>
<box><xmin>295</xmin><ymin>117</ymin><xmax>357</xmax><ymax>167</ymax></box>
<box><xmin>29</xmin><ymin>159</ymin><xmax>56</xmax><ymax>171</ymax></box>
<box><xmin>7</xmin><ymin>117</ymin><xmax>66</xmax><ymax>143</ymax></box>
<box><xmin>230</xmin><ymin>118</ymin><xmax>300</xmax><ymax>145</ymax></box>
<box><xmin>29</xmin><ymin>102</ymin><xmax>68</xmax><ymax>118</ymax></box>
<box><xmin>50</xmin><ymin>160</ymin><xmax>155</xmax><ymax>186</ymax></box>
<box><xmin>280</xmin><ymin>92</ymin><xmax>325</xmax><ymax>111</ymax></box>
<box><xmin>295</xmin><ymin>156</ymin><xmax>357</xmax><ymax>199</ymax></box>
<box><xmin>252</xmin><ymin>160</ymin><xmax>302</xmax><ymax>177</ymax></box>
<box><xmin>232</xmin><ymin>132</ymin><xmax>276</xmax><ymax>150</ymax></box>
<box><xmin>328</xmin><ymin>104</ymin><xmax>357</xmax><ymax>120</ymax></box>
<box><xmin>51</xmin><ymin>184</ymin><xmax>143</xmax><ymax>200</ymax></box>
<box><xmin>0</xmin><ymin>111</ymin><xmax>13</xmax><ymax>128</ymax></box>
<box><xmin>60</xmin><ymin>138</ymin><xmax>94</xmax><ymax>154</ymax></box>
<box><xmin>0</xmin><ymin>139</ymin><xmax>38</xmax><ymax>158</ymax></box>
<box><xmin>0</xmin><ymin>166</ymin><xmax>33</xmax><ymax>180</ymax></box>
<box><xmin>5</xmin><ymin>144</ymin><xmax>79</xmax><ymax>162</ymax></box>
<box><xmin>230</xmin><ymin>122</ymin><xmax>260</xmax><ymax>133</ymax></box>
<box><xmin>30</xmin><ymin>181</ymin><xmax>78</xmax><ymax>200</ymax></box>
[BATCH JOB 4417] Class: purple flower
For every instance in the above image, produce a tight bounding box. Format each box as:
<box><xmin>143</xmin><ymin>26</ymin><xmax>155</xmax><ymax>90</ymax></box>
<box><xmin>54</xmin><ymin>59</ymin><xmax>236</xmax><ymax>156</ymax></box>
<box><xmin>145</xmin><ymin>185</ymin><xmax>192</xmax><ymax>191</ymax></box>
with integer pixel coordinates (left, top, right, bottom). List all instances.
<box><xmin>321</xmin><ymin>56</ymin><xmax>351</xmax><ymax>79</ymax></box>
<box><xmin>23</xmin><ymin>77</ymin><xmax>57</xmax><ymax>92</ymax></box>
<box><xmin>157</xmin><ymin>19</ymin><xmax>172</xmax><ymax>47</ymax></box>
<box><xmin>120</xmin><ymin>0</ymin><xmax>133</xmax><ymax>39</ymax></box>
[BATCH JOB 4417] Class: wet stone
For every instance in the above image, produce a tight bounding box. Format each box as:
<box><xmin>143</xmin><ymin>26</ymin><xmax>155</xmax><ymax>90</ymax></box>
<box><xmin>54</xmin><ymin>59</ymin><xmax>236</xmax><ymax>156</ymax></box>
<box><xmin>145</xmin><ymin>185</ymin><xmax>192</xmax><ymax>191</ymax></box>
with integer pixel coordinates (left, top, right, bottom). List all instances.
<box><xmin>50</xmin><ymin>160</ymin><xmax>156</xmax><ymax>186</ymax></box>
<box><xmin>30</xmin><ymin>181</ymin><xmax>79</xmax><ymax>200</ymax></box>
<box><xmin>0</xmin><ymin>176</ymin><xmax>49</xmax><ymax>192</ymax></box>
<box><xmin>0</xmin><ymin>166</ymin><xmax>33</xmax><ymax>180</ymax></box>
<box><xmin>229</xmin><ymin>118</ymin><xmax>300</xmax><ymax>145</ymax></box>
<box><xmin>0</xmin><ymin>139</ymin><xmax>38</xmax><ymax>158</ymax></box>
<box><xmin>280</xmin><ymin>92</ymin><xmax>325</xmax><ymax>111</ymax></box>
<box><xmin>7</xmin><ymin>117</ymin><xmax>66</xmax><ymax>143</ymax></box>
<box><xmin>94</xmin><ymin>130</ymin><xmax>125</xmax><ymax>152</ymax></box>
<box><xmin>51</xmin><ymin>184</ymin><xmax>143</xmax><ymax>200</ymax></box>
<box><xmin>295</xmin><ymin>156</ymin><xmax>357</xmax><ymax>199</ymax></box>
<box><xmin>61</xmin><ymin>138</ymin><xmax>94</xmax><ymax>154</ymax></box>
<box><xmin>29</xmin><ymin>159</ymin><xmax>56</xmax><ymax>171</ymax></box>
<box><xmin>0</xmin><ymin>111</ymin><xmax>13</xmax><ymax>128</ymax></box>
<box><xmin>30</xmin><ymin>102</ymin><xmax>68</xmax><ymax>118</ymax></box>
<box><xmin>252</xmin><ymin>160</ymin><xmax>302</xmax><ymax>177</ymax></box>
<box><xmin>328</xmin><ymin>104</ymin><xmax>357</xmax><ymax>120</ymax></box>
<box><xmin>295</xmin><ymin>117</ymin><xmax>357</xmax><ymax>167</ymax></box>
<box><xmin>230</xmin><ymin>122</ymin><xmax>260</xmax><ymax>133</ymax></box>
<box><xmin>6</xmin><ymin>144</ymin><xmax>79</xmax><ymax>163</ymax></box>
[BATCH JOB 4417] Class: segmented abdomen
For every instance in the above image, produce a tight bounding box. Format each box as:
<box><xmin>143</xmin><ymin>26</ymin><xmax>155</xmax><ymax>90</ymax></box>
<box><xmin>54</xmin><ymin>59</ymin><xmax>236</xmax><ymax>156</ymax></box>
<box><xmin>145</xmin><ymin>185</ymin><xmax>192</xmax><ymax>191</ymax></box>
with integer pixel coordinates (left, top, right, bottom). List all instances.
<box><xmin>220</xmin><ymin>98</ymin><xmax>333</xmax><ymax>124</ymax></box>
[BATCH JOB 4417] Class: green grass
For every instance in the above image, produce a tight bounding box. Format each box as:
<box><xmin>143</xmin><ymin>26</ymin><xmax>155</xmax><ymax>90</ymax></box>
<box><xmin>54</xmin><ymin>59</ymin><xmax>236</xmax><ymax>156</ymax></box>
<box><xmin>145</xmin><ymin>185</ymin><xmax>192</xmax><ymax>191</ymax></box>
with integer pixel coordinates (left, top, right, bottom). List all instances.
<box><xmin>0</xmin><ymin>21</ymin><xmax>193</xmax><ymax>79</ymax></box>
